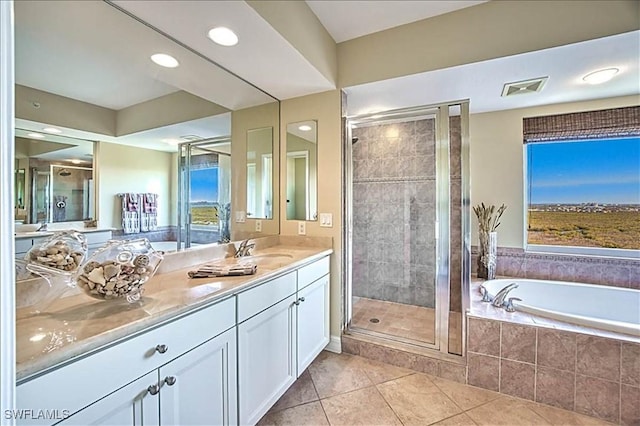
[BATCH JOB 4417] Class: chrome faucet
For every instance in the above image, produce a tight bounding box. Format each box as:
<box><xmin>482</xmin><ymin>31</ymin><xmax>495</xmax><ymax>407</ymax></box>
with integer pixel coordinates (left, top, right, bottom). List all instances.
<box><xmin>491</xmin><ymin>283</ymin><xmax>519</xmax><ymax>308</ymax></box>
<box><xmin>234</xmin><ymin>239</ymin><xmax>255</xmax><ymax>258</ymax></box>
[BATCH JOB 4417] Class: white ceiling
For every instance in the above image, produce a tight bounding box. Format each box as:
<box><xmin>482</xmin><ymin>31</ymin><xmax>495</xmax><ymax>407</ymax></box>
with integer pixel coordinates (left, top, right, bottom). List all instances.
<box><xmin>306</xmin><ymin>0</ymin><xmax>488</xmax><ymax>43</ymax></box>
<box><xmin>112</xmin><ymin>0</ymin><xmax>336</xmax><ymax>101</ymax></box>
<box><xmin>345</xmin><ymin>31</ymin><xmax>640</xmax><ymax>116</ymax></box>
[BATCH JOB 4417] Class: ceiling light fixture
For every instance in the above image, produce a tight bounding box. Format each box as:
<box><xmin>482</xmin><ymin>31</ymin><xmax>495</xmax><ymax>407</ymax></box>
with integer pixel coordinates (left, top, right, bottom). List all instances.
<box><xmin>151</xmin><ymin>53</ymin><xmax>179</xmax><ymax>68</ymax></box>
<box><xmin>208</xmin><ymin>27</ymin><xmax>238</xmax><ymax>46</ymax></box>
<box><xmin>27</xmin><ymin>132</ymin><xmax>45</xmax><ymax>139</ymax></box>
<box><xmin>298</xmin><ymin>125</ymin><xmax>312</xmax><ymax>131</ymax></box>
<box><xmin>43</xmin><ymin>127</ymin><xmax>62</xmax><ymax>134</ymax></box>
<box><xmin>162</xmin><ymin>138</ymin><xmax>181</xmax><ymax>145</ymax></box>
<box><xmin>70</xmin><ymin>159</ymin><xmax>82</xmax><ymax>165</ymax></box>
<box><xmin>582</xmin><ymin>68</ymin><xmax>619</xmax><ymax>85</ymax></box>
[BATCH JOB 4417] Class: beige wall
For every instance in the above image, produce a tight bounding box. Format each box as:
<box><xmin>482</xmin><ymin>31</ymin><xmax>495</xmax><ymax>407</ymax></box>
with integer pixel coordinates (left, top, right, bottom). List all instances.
<box><xmin>337</xmin><ymin>1</ymin><xmax>639</xmax><ymax>88</ymax></box>
<box><xmin>231</xmin><ymin>102</ymin><xmax>280</xmax><ymax>238</ymax></box>
<box><xmin>280</xmin><ymin>90</ymin><xmax>343</xmax><ymax>337</ymax></box>
<box><xmin>97</xmin><ymin>142</ymin><xmax>174</xmax><ymax>230</ymax></box>
<box><xmin>469</xmin><ymin>95</ymin><xmax>639</xmax><ymax>249</ymax></box>
<box><xmin>247</xmin><ymin>0</ymin><xmax>337</xmax><ymax>86</ymax></box>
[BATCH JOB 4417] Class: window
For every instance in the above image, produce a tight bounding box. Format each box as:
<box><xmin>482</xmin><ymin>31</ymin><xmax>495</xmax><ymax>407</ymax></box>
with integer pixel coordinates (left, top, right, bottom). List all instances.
<box><xmin>523</xmin><ymin>106</ymin><xmax>640</xmax><ymax>255</ymax></box>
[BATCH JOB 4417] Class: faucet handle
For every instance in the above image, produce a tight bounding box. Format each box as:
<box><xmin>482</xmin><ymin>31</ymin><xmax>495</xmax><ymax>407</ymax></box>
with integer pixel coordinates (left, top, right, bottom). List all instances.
<box><xmin>479</xmin><ymin>285</ymin><xmax>493</xmax><ymax>303</ymax></box>
<box><xmin>504</xmin><ymin>297</ymin><xmax>522</xmax><ymax>313</ymax></box>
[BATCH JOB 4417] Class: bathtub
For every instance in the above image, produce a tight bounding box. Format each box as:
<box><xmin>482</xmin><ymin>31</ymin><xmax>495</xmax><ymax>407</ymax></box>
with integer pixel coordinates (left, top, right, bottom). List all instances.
<box><xmin>482</xmin><ymin>278</ymin><xmax>640</xmax><ymax>337</ymax></box>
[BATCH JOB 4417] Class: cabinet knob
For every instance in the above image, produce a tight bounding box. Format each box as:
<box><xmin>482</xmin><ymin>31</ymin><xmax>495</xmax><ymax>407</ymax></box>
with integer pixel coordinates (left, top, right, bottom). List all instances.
<box><xmin>147</xmin><ymin>384</ymin><xmax>160</xmax><ymax>395</ymax></box>
<box><xmin>155</xmin><ymin>344</ymin><xmax>169</xmax><ymax>354</ymax></box>
<box><xmin>299</xmin><ymin>297</ymin><xmax>305</xmax><ymax>303</ymax></box>
<box><xmin>164</xmin><ymin>376</ymin><xmax>177</xmax><ymax>386</ymax></box>
<box><xmin>294</xmin><ymin>300</ymin><xmax>300</xmax><ymax>306</ymax></box>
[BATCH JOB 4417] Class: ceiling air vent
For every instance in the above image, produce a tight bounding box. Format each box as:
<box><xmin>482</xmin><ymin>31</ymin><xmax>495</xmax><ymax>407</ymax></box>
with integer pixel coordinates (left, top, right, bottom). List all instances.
<box><xmin>501</xmin><ymin>76</ymin><xmax>548</xmax><ymax>97</ymax></box>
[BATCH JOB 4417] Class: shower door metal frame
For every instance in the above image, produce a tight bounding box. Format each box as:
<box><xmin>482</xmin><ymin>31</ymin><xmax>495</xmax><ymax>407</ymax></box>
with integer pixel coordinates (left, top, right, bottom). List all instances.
<box><xmin>343</xmin><ymin>100</ymin><xmax>471</xmax><ymax>360</ymax></box>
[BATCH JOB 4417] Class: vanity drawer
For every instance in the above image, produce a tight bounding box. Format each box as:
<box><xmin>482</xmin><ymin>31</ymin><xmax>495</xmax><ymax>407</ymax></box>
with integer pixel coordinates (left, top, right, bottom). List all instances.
<box><xmin>297</xmin><ymin>256</ymin><xmax>330</xmax><ymax>291</ymax></box>
<box><xmin>238</xmin><ymin>272</ymin><xmax>296</xmax><ymax>323</ymax></box>
<box><xmin>17</xmin><ymin>296</ymin><xmax>235</xmax><ymax>425</ymax></box>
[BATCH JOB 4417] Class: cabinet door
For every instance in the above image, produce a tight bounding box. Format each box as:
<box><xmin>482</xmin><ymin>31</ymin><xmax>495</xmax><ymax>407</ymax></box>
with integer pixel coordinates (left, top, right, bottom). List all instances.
<box><xmin>238</xmin><ymin>295</ymin><xmax>297</xmax><ymax>425</ymax></box>
<box><xmin>159</xmin><ymin>327</ymin><xmax>237</xmax><ymax>426</ymax></box>
<box><xmin>58</xmin><ymin>371</ymin><xmax>159</xmax><ymax>426</ymax></box>
<box><xmin>297</xmin><ymin>275</ymin><xmax>330</xmax><ymax>375</ymax></box>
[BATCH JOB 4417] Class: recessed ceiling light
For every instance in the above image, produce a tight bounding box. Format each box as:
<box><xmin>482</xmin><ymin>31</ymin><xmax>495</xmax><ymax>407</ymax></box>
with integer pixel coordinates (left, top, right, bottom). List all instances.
<box><xmin>43</xmin><ymin>127</ymin><xmax>61</xmax><ymax>134</ymax></box>
<box><xmin>207</xmin><ymin>27</ymin><xmax>238</xmax><ymax>47</ymax></box>
<box><xmin>298</xmin><ymin>125</ymin><xmax>312</xmax><ymax>131</ymax></box>
<box><xmin>70</xmin><ymin>159</ymin><xmax>82</xmax><ymax>165</ymax></box>
<box><xmin>582</xmin><ymin>68</ymin><xmax>619</xmax><ymax>85</ymax></box>
<box><xmin>151</xmin><ymin>53</ymin><xmax>179</xmax><ymax>68</ymax></box>
<box><xmin>27</xmin><ymin>132</ymin><xmax>45</xmax><ymax>138</ymax></box>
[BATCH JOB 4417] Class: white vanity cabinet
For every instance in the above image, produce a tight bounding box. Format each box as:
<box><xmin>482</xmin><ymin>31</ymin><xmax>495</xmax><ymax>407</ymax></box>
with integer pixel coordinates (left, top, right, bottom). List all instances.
<box><xmin>17</xmin><ymin>297</ymin><xmax>236</xmax><ymax>426</ymax></box>
<box><xmin>159</xmin><ymin>327</ymin><xmax>237</xmax><ymax>426</ymax></box>
<box><xmin>238</xmin><ymin>256</ymin><xmax>330</xmax><ymax>425</ymax></box>
<box><xmin>56</xmin><ymin>371</ymin><xmax>160</xmax><ymax>426</ymax></box>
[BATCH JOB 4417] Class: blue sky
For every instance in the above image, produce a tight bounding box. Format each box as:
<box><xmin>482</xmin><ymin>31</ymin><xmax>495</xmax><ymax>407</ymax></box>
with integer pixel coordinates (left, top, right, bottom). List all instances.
<box><xmin>190</xmin><ymin>168</ymin><xmax>218</xmax><ymax>202</ymax></box>
<box><xmin>528</xmin><ymin>137</ymin><xmax>640</xmax><ymax>204</ymax></box>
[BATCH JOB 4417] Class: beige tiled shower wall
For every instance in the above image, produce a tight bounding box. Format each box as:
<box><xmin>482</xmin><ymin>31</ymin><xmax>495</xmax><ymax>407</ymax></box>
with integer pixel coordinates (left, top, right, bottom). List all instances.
<box><xmin>467</xmin><ymin>317</ymin><xmax>640</xmax><ymax>425</ymax></box>
<box><xmin>471</xmin><ymin>247</ymin><xmax>640</xmax><ymax>289</ymax></box>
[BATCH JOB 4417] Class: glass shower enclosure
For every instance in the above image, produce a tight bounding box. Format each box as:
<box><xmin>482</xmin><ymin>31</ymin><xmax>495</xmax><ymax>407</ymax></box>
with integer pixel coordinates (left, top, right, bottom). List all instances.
<box><xmin>345</xmin><ymin>101</ymin><xmax>470</xmax><ymax>357</ymax></box>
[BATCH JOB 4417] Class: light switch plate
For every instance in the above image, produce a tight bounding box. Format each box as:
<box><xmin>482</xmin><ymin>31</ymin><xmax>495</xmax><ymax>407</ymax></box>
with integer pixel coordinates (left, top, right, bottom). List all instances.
<box><xmin>235</xmin><ymin>211</ymin><xmax>246</xmax><ymax>223</ymax></box>
<box><xmin>319</xmin><ymin>213</ymin><xmax>333</xmax><ymax>227</ymax></box>
<box><xmin>298</xmin><ymin>221</ymin><xmax>306</xmax><ymax>235</ymax></box>
<box><xmin>255</xmin><ymin>220</ymin><xmax>262</xmax><ymax>232</ymax></box>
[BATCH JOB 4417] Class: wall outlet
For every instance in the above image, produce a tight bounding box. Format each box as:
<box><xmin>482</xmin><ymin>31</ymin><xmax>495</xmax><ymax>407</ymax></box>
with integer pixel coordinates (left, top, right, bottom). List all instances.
<box><xmin>255</xmin><ymin>220</ymin><xmax>262</xmax><ymax>232</ymax></box>
<box><xmin>319</xmin><ymin>213</ymin><xmax>333</xmax><ymax>227</ymax></box>
<box><xmin>235</xmin><ymin>211</ymin><xmax>246</xmax><ymax>223</ymax></box>
<box><xmin>297</xmin><ymin>221</ymin><xmax>306</xmax><ymax>235</ymax></box>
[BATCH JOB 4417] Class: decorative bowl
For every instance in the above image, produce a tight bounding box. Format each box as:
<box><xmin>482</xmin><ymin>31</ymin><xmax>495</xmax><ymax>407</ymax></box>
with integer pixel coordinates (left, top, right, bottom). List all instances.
<box><xmin>75</xmin><ymin>238</ymin><xmax>163</xmax><ymax>302</ymax></box>
<box><xmin>25</xmin><ymin>230</ymin><xmax>88</xmax><ymax>273</ymax></box>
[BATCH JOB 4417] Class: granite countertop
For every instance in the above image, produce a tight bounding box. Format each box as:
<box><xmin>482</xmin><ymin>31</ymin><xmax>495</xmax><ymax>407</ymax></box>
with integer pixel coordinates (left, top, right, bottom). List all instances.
<box><xmin>15</xmin><ymin>228</ymin><xmax>116</xmax><ymax>239</ymax></box>
<box><xmin>16</xmin><ymin>242</ymin><xmax>332</xmax><ymax>382</ymax></box>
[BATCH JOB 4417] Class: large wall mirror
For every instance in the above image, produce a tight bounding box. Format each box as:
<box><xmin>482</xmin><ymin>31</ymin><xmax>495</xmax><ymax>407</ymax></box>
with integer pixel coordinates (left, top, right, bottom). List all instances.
<box><xmin>286</xmin><ymin>121</ymin><xmax>318</xmax><ymax>221</ymax></box>
<box><xmin>14</xmin><ymin>1</ymin><xmax>280</xmax><ymax>247</ymax></box>
<box><xmin>14</xmin><ymin>129</ymin><xmax>95</xmax><ymax>224</ymax></box>
<box><xmin>246</xmin><ymin>127</ymin><xmax>274</xmax><ymax>220</ymax></box>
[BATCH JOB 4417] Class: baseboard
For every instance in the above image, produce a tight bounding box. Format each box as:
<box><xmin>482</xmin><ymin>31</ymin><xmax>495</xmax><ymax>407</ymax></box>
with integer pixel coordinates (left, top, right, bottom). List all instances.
<box><xmin>324</xmin><ymin>334</ymin><xmax>342</xmax><ymax>353</ymax></box>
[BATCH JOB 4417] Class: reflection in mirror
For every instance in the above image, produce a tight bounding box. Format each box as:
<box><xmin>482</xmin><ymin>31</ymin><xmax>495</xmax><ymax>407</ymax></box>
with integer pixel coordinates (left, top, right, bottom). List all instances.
<box><xmin>14</xmin><ymin>0</ymin><xmax>280</xmax><ymax>253</ymax></box>
<box><xmin>246</xmin><ymin>127</ymin><xmax>273</xmax><ymax>220</ymax></box>
<box><xmin>14</xmin><ymin>129</ymin><xmax>94</xmax><ymax>224</ymax></box>
<box><xmin>286</xmin><ymin>121</ymin><xmax>318</xmax><ymax>221</ymax></box>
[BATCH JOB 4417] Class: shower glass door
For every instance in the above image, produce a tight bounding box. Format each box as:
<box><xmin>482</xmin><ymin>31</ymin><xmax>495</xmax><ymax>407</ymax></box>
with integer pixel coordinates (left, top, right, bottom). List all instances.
<box><xmin>177</xmin><ymin>138</ymin><xmax>232</xmax><ymax>249</ymax></box>
<box><xmin>346</xmin><ymin>101</ymin><xmax>469</xmax><ymax>355</ymax></box>
<box><xmin>349</xmin><ymin>108</ymin><xmax>441</xmax><ymax>348</ymax></box>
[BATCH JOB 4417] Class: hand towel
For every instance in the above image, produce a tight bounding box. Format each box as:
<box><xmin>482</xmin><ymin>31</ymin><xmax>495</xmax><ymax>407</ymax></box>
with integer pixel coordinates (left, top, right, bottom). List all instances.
<box><xmin>188</xmin><ymin>262</ymin><xmax>257</xmax><ymax>278</ymax></box>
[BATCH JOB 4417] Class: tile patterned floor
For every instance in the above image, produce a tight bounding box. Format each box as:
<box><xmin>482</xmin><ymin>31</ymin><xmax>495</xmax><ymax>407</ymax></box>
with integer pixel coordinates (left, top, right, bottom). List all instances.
<box><xmin>258</xmin><ymin>351</ymin><xmax>614</xmax><ymax>426</ymax></box>
<box><xmin>351</xmin><ymin>297</ymin><xmax>463</xmax><ymax>354</ymax></box>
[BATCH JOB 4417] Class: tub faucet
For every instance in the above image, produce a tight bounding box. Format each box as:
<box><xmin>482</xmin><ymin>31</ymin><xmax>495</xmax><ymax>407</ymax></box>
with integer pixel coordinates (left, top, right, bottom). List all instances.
<box><xmin>491</xmin><ymin>283</ymin><xmax>519</xmax><ymax>308</ymax></box>
<box><xmin>234</xmin><ymin>239</ymin><xmax>255</xmax><ymax>258</ymax></box>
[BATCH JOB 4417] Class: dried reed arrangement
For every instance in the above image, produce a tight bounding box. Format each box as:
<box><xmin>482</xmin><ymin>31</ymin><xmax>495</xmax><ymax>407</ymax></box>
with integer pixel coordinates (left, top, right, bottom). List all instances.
<box><xmin>473</xmin><ymin>203</ymin><xmax>507</xmax><ymax>233</ymax></box>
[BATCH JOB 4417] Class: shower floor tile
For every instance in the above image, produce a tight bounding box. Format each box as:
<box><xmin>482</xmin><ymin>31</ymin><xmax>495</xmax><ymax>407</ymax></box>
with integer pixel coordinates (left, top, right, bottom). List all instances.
<box><xmin>352</xmin><ymin>297</ymin><xmax>463</xmax><ymax>353</ymax></box>
<box><xmin>352</xmin><ymin>297</ymin><xmax>436</xmax><ymax>344</ymax></box>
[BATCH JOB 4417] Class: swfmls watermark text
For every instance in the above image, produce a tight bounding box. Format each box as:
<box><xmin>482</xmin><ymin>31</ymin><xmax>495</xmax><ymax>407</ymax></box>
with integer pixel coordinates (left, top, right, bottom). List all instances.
<box><xmin>4</xmin><ymin>409</ymin><xmax>71</xmax><ymax>420</ymax></box>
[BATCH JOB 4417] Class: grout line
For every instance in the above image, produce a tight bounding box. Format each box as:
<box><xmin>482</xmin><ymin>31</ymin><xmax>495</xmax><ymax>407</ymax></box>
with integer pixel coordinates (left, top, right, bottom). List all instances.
<box><xmin>371</xmin><ymin>381</ymin><xmax>407</xmax><ymax>425</ymax></box>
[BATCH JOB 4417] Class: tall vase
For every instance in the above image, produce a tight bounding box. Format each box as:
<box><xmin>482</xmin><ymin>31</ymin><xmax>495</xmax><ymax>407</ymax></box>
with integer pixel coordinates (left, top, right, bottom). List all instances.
<box><xmin>478</xmin><ymin>231</ymin><xmax>498</xmax><ymax>280</ymax></box>
<box><xmin>219</xmin><ymin>219</ymin><xmax>230</xmax><ymax>243</ymax></box>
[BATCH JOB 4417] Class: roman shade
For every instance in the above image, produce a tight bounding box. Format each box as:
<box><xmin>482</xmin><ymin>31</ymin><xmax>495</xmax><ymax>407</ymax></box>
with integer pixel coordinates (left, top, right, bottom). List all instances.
<box><xmin>523</xmin><ymin>105</ymin><xmax>640</xmax><ymax>143</ymax></box>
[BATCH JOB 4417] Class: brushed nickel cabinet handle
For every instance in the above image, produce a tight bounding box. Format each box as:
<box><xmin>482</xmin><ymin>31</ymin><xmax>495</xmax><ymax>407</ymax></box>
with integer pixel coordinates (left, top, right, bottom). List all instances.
<box><xmin>147</xmin><ymin>384</ymin><xmax>160</xmax><ymax>395</ymax></box>
<box><xmin>164</xmin><ymin>376</ymin><xmax>177</xmax><ymax>386</ymax></box>
<box><xmin>155</xmin><ymin>344</ymin><xmax>168</xmax><ymax>354</ymax></box>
